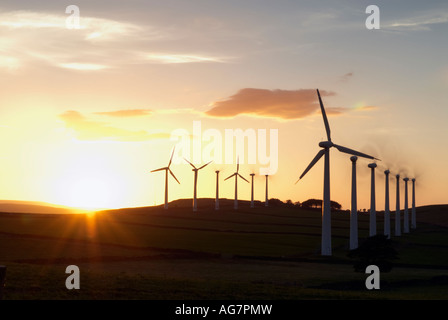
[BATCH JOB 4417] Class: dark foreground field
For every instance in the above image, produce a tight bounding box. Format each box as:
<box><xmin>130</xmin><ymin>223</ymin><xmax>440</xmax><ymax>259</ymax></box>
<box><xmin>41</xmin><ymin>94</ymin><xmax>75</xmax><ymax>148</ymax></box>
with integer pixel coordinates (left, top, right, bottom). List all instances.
<box><xmin>0</xmin><ymin>199</ymin><xmax>447</xmax><ymax>300</ymax></box>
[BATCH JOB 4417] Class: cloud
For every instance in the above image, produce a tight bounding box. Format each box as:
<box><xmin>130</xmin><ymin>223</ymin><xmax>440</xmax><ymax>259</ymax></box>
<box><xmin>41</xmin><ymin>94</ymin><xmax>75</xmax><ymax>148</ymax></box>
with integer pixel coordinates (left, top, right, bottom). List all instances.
<box><xmin>59</xmin><ymin>63</ymin><xmax>109</xmax><ymax>71</ymax></box>
<box><xmin>0</xmin><ymin>10</ymin><xmax>225</xmax><ymax>73</ymax></box>
<box><xmin>94</xmin><ymin>109</ymin><xmax>152</xmax><ymax>117</ymax></box>
<box><xmin>326</xmin><ymin>107</ymin><xmax>349</xmax><ymax>115</ymax></box>
<box><xmin>144</xmin><ymin>54</ymin><xmax>225</xmax><ymax>64</ymax></box>
<box><xmin>0</xmin><ymin>10</ymin><xmax>143</xmax><ymax>40</ymax></box>
<box><xmin>385</xmin><ymin>12</ymin><xmax>448</xmax><ymax>31</ymax></box>
<box><xmin>340</xmin><ymin>72</ymin><xmax>353</xmax><ymax>82</ymax></box>
<box><xmin>59</xmin><ymin>110</ymin><xmax>169</xmax><ymax>141</ymax></box>
<box><xmin>357</xmin><ymin>105</ymin><xmax>377</xmax><ymax>111</ymax></box>
<box><xmin>204</xmin><ymin>88</ymin><xmax>336</xmax><ymax>120</ymax></box>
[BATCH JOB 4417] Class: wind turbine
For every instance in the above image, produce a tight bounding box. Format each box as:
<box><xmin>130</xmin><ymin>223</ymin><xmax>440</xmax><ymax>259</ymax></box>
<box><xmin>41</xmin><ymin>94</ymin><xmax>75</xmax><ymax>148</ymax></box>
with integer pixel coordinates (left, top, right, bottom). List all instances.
<box><xmin>411</xmin><ymin>178</ymin><xmax>416</xmax><ymax>229</ymax></box>
<box><xmin>349</xmin><ymin>156</ymin><xmax>358</xmax><ymax>250</ymax></box>
<box><xmin>215</xmin><ymin>170</ymin><xmax>220</xmax><ymax>211</ymax></box>
<box><xmin>395</xmin><ymin>174</ymin><xmax>401</xmax><ymax>236</ymax></box>
<box><xmin>296</xmin><ymin>89</ymin><xmax>378</xmax><ymax>256</ymax></box>
<box><xmin>384</xmin><ymin>170</ymin><xmax>391</xmax><ymax>239</ymax></box>
<box><xmin>368</xmin><ymin>163</ymin><xmax>377</xmax><ymax>237</ymax></box>
<box><xmin>250</xmin><ymin>173</ymin><xmax>255</xmax><ymax>208</ymax></box>
<box><xmin>225</xmin><ymin>158</ymin><xmax>249</xmax><ymax>210</ymax></box>
<box><xmin>150</xmin><ymin>148</ymin><xmax>180</xmax><ymax>210</ymax></box>
<box><xmin>403</xmin><ymin>177</ymin><xmax>410</xmax><ymax>233</ymax></box>
<box><xmin>184</xmin><ymin>158</ymin><xmax>212</xmax><ymax>212</ymax></box>
<box><xmin>265</xmin><ymin>175</ymin><xmax>269</xmax><ymax>207</ymax></box>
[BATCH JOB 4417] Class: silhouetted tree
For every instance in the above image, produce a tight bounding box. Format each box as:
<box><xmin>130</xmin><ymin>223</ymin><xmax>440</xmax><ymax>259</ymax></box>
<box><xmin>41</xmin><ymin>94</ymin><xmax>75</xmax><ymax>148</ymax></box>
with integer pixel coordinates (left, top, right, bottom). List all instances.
<box><xmin>294</xmin><ymin>201</ymin><xmax>301</xmax><ymax>208</ymax></box>
<box><xmin>269</xmin><ymin>198</ymin><xmax>284</xmax><ymax>207</ymax></box>
<box><xmin>286</xmin><ymin>199</ymin><xmax>294</xmax><ymax>207</ymax></box>
<box><xmin>301</xmin><ymin>199</ymin><xmax>342</xmax><ymax>211</ymax></box>
<box><xmin>330</xmin><ymin>200</ymin><xmax>342</xmax><ymax>211</ymax></box>
<box><xmin>301</xmin><ymin>199</ymin><xmax>322</xmax><ymax>209</ymax></box>
<box><xmin>347</xmin><ymin>235</ymin><xmax>398</xmax><ymax>273</ymax></box>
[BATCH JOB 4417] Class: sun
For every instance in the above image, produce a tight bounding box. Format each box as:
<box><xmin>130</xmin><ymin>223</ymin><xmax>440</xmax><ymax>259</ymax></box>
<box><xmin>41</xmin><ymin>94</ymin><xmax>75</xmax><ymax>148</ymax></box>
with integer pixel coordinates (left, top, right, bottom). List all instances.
<box><xmin>68</xmin><ymin>177</ymin><xmax>111</xmax><ymax>210</ymax></box>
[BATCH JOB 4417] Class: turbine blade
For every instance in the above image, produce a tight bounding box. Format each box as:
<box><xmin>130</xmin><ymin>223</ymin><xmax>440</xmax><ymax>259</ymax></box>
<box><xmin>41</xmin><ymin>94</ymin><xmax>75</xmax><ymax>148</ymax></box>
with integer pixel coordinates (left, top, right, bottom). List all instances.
<box><xmin>237</xmin><ymin>156</ymin><xmax>239</xmax><ymax>173</ymax></box>
<box><xmin>238</xmin><ymin>174</ymin><xmax>249</xmax><ymax>183</ymax></box>
<box><xmin>317</xmin><ymin>89</ymin><xmax>331</xmax><ymax>142</ymax></box>
<box><xmin>333</xmin><ymin>144</ymin><xmax>379</xmax><ymax>160</ymax></box>
<box><xmin>151</xmin><ymin>167</ymin><xmax>167</xmax><ymax>173</ymax></box>
<box><xmin>224</xmin><ymin>173</ymin><xmax>237</xmax><ymax>181</ymax></box>
<box><xmin>168</xmin><ymin>146</ymin><xmax>175</xmax><ymax>167</ymax></box>
<box><xmin>169</xmin><ymin>169</ymin><xmax>180</xmax><ymax>184</ymax></box>
<box><xmin>198</xmin><ymin>161</ymin><xmax>212</xmax><ymax>170</ymax></box>
<box><xmin>296</xmin><ymin>149</ymin><xmax>325</xmax><ymax>183</ymax></box>
<box><xmin>184</xmin><ymin>158</ymin><xmax>196</xmax><ymax>169</ymax></box>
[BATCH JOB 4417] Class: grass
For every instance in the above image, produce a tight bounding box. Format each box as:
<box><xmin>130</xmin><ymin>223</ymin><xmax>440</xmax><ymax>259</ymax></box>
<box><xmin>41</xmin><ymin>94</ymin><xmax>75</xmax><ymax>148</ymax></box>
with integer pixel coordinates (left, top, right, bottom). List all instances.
<box><xmin>0</xmin><ymin>200</ymin><xmax>447</xmax><ymax>300</ymax></box>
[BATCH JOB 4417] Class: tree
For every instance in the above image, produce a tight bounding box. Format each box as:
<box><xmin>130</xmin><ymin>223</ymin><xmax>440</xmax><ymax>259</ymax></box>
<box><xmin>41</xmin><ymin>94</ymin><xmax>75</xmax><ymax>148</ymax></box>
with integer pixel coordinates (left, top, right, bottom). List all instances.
<box><xmin>330</xmin><ymin>200</ymin><xmax>342</xmax><ymax>211</ymax></box>
<box><xmin>347</xmin><ymin>235</ymin><xmax>398</xmax><ymax>273</ymax></box>
<box><xmin>268</xmin><ymin>198</ymin><xmax>284</xmax><ymax>207</ymax></box>
<box><xmin>301</xmin><ymin>199</ymin><xmax>342</xmax><ymax>211</ymax></box>
<box><xmin>301</xmin><ymin>199</ymin><xmax>322</xmax><ymax>209</ymax></box>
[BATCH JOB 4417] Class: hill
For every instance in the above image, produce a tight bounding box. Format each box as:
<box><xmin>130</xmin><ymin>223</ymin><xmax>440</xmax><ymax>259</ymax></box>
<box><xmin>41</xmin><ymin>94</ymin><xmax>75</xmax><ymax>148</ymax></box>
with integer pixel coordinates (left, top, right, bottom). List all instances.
<box><xmin>0</xmin><ymin>200</ymin><xmax>86</xmax><ymax>214</ymax></box>
<box><xmin>0</xmin><ymin>201</ymin><xmax>447</xmax><ymax>300</ymax></box>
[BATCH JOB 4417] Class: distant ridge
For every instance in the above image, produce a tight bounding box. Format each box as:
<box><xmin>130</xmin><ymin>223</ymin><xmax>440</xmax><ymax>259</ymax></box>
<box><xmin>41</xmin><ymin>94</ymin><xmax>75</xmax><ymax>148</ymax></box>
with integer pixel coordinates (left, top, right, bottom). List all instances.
<box><xmin>0</xmin><ymin>200</ymin><xmax>86</xmax><ymax>214</ymax></box>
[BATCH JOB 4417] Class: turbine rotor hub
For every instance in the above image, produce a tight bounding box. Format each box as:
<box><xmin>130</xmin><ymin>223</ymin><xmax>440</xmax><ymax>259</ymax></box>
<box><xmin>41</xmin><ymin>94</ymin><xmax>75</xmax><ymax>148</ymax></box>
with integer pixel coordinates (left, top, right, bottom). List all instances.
<box><xmin>319</xmin><ymin>141</ymin><xmax>333</xmax><ymax>148</ymax></box>
<box><xmin>368</xmin><ymin>163</ymin><xmax>377</xmax><ymax>169</ymax></box>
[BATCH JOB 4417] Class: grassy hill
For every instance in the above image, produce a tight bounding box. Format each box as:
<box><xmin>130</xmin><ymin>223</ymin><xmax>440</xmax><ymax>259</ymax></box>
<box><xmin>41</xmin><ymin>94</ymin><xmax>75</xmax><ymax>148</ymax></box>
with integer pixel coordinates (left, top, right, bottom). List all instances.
<box><xmin>0</xmin><ymin>200</ymin><xmax>447</xmax><ymax>299</ymax></box>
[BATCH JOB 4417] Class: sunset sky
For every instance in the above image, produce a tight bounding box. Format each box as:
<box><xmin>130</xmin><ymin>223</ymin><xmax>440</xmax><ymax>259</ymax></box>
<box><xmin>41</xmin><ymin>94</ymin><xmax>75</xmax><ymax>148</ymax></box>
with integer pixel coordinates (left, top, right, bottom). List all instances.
<box><xmin>0</xmin><ymin>0</ymin><xmax>447</xmax><ymax>211</ymax></box>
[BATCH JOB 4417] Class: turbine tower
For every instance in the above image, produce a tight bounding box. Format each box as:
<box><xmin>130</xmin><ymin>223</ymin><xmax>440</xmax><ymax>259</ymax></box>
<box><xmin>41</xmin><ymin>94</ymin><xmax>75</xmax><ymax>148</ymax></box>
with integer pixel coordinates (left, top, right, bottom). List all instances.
<box><xmin>368</xmin><ymin>163</ymin><xmax>377</xmax><ymax>237</ymax></box>
<box><xmin>225</xmin><ymin>158</ymin><xmax>249</xmax><ymax>210</ymax></box>
<box><xmin>150</xmin><ymin>148</ymin><xmax>180</xmax><ymax>210</ymax></box>
<box><xmin>384</xmin><ymin>170</ymin><xmax>391</xmax><ymax>239</ymax></box>
<box><xmin>265</xmin><ymin>175</ymin><xmax>269</xmax><ymax>207</ymax></box>
<box><xmin>395</xmin><ymin>174</ymin><xmax>401</xmax><ymax>236</ymax></box>
<box><xmin>411</xmin><ymin>178</ymin><xmax>416</xmax><ymax>229</ymax></box>
<box><xmin>403</xmin><ymin>177</ymin><xmax>410</xmax><ymax>233</ymax></box>
<box><xmin>250</xmin><ymin>173</ymin><xmax>255</xmax><ymax>208</ymax></box>
<box><xmin>296</xmin><ymin>89</ymin><xmax>379</xmax><ymax>256</ymax></box>
<box><xmin>215</xmin><ymin>170</ymin><xmax>220</xmax><ymax>211</ymax></box>
<box><xmin>349</xmin><ymin>156</ymin><xmax>358</xmax><ymax>250</ymax></box>
<box><xmin>184</xmin><ymin>158</ymin><xmax>212</xmax><ymax>212</ymax></box>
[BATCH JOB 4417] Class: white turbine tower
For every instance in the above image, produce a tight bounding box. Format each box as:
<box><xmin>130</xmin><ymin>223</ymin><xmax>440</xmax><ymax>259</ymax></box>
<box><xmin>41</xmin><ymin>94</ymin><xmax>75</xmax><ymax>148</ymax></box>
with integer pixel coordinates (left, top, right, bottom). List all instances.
<box><xmin>250</xmin><ymin>173</ymin><xmax>255</xmax><ymax>208</ymax></box>
<box><xmin>184</xmin><ymin>158</ymin><xmax>212</xmax><ymax>212</ymax></box>
<box><xmin>215</xmin><ymin>170</ymin><xmax>220</xmax><ymax>211</ymax></box>
<box><xmin>296</xmin><ymin>89</ymin><xmax>379</xmax><ymax>256</ymax></box>
<box><xmin>384</xmin><ymin>170</ymin><xmax>391</xmax><ymax>239</ymax></box>
<box><xmin>368</xmin><ymin>163</ymin><xmax>377</xmax><ymax>237</ymax></box>
<box><xmin>395</xmin><ymin>174</ymin><xmax>401</xmax><ymax>236</ymax></box>
<box><xmin>150</xmin><ymin>148</ymin><xmax>180</xmax><ymax>210</ymax></box>
<box><xmin>349</xmin><ymin>156</ymin><xmax>358</xmax><ymax>250</ymax></box>
<box><xmin>403</xmin><ymin>177</ymin><xmax>410</xmax><ymax>233</ymax></box>
<box><xmin>225</xmin><ymin>158</ymin><xmax>249</xmax><ymax>210</ymax></box>
<box><xmin>411</xmin><ymin>178</ymin><xmax>416</xmax><ymax>229</ymax></box>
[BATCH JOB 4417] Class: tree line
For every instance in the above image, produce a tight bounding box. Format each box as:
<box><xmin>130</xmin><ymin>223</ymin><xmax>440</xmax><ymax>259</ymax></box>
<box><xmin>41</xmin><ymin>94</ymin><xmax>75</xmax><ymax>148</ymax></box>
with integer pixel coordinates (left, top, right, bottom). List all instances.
<box><xmin>268</xmin><ymin>198</ymin><xmax>342</xmax><ymax>211</ymax></box>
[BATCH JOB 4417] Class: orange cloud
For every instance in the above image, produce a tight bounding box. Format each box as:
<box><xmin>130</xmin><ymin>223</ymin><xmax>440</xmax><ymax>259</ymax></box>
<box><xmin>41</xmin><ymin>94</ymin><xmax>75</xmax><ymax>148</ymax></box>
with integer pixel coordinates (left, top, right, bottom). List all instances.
<box><xmin>94</xmin><ymin>109</ymin><xmax>152</xmax><ymax>117</ymax></box>
<box><xmin>357</xmin><ymin>105</ymin><xmax>377</xmax><ymax>111</ymax></box>
<box><xmin>59</xmin><ymin>110</ymin><xmax>168</xmax><ymax>141</ymax></box>
<box><xmin>205</xmin><ymin>88</ymin><xmax>336</xmax><ymax>120</ymax></box>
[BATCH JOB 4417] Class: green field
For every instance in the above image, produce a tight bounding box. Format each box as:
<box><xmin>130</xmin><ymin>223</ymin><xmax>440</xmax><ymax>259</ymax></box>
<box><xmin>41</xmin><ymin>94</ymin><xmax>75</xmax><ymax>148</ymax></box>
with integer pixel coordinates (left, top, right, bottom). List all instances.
<box><xmin>1</xmin><ymin>199</ymin><xmax>447</xmax><ymax>300</ymax></box>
